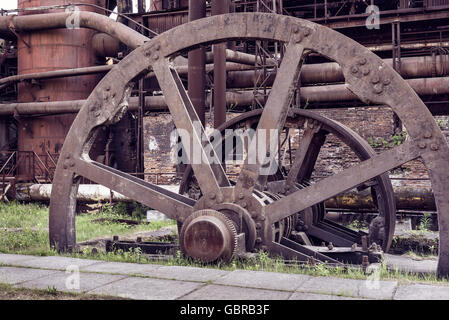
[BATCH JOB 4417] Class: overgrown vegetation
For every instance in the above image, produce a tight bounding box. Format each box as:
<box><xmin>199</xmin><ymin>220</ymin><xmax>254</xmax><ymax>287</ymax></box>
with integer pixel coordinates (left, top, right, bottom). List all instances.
<box><xmin>0</xmin><ymin>201</ymin><xmax>175</xmax><ymax>255</ymax></box>
<box><xmin>0</xmin><ymin>283</ymin><xmax>126</xmax><ymax>300</ymax></box>
<box><xmin>367</xmin><ymin>130</ymin><xmax>407</xmax><ymax>149</ymax></box>
<box><xmin>0</xmin><ymin>201</ymin><xmax>447</xmax><ymax>285</ymax></box>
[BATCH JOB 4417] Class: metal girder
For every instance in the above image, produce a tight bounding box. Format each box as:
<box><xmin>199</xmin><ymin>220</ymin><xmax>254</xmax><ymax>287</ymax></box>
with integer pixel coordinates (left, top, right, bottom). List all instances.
<box><xmin>49</xmin><ymin>12</ymin><xmax>449</xmax><ymax>277</ymax></box>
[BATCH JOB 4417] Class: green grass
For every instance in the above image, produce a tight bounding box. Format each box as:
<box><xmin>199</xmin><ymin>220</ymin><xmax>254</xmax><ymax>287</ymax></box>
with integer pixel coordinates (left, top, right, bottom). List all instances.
<box><xmin>0</xmin><ymin>283</ymin><xmax>127</xmax><ymax>300</ymax></box>
<box><xmin>1</xmin><ymin>202</ymin><xmax>448</xmax><ymax>285</ymax></box>
<box><xmin>0</xmin><ymin>201</ymin><xmax>176</xmax><ymax>255</ymax></box>
<box><xmin>75</xmin><ymin>245</ymin><xmax>449</xmax><ymax>285</ymax></box>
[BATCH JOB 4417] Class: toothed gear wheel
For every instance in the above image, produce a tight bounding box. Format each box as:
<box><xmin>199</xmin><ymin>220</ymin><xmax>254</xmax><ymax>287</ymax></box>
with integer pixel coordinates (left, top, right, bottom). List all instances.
<box><xmin>180</xmin><ymin>209</ymin><xmax>238</xmax><ymax>263</ymax></box>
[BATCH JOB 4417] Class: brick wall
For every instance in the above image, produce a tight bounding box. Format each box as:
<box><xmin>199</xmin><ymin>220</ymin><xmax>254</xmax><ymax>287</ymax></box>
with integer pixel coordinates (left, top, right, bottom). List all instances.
<box><xmin>143</xmin><ymin>107</ymin><xmax>449</xmax><ymax>190</ymax></box>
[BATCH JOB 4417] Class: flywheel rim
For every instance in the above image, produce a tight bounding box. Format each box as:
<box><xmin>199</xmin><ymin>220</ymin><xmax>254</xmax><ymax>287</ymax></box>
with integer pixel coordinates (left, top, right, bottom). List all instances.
<box><xmin>49</xmin><ymin>12</ymin><xmax>449</xmax><ymax>277</ymax></box>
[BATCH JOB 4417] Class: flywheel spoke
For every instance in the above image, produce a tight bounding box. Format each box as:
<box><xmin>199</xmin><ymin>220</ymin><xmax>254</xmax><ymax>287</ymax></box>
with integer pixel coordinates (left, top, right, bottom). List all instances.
<box><xmin>235</xmin><ymin>42</ymin><xmax>305</xmax><ymax>195</ymax></box>
<box><xmin>286</xmin><ymin>121</ymin><xmax>322</xmax><ymax>186</ymax></box>
<box><xmin>73</xmin><ymin>158</ymin><xmax>195</xmax><ymax>222</ymax></box>
<box><xmin>152</xmin><ymin>59</ymin><xmax>230</xmax><ymax>197</ymax></box>
<box><xmin>265</xmin><ymin>140</ymin><xmax>421</xmax><ymax>225</ymax></box>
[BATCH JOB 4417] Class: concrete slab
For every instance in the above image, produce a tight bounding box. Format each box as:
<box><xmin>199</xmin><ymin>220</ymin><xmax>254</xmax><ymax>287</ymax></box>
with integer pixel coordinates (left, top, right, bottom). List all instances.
<box><xmin>80</xmin><ymin>261</ymin><xmax>162</xmax><ymax>276</ymax></box>
<box><xmin>0</xmin><ymin>253</ymin><xmax>38</xmax><ymax>265</ymax></box>
<box><xmin>214</xmin><ymin>270</ymin><xmax>311</xmax><ymax>291</ymax></box>
<box><xmin>16</xmin><ymin>270</ymin><xmax>126</xmax><ymax>294</ymax></box>
<box><xmin>384</xmin><ymin>254</ymin><xmax>437</xmax><ymax>274</ymax></box>
<box><xmin>289</xmin><ymin>292</ymin><xmax>362</xmax><ymax>300</ymax></box>
<box><xmin>297</xmin><ymin>276</ymin><xmax>398</xmax><ymax>300</ymax></box>
<box><xmin>148</xmin><ymin>265</ymin><xmax>230</xmax><ymax>282</ymax></box>
<box><xmin>17</xmin><ymin>256</ymin><xmax>102</xmax><ymax>271</ymax></box>
<box><xmin>88</xmin><ymin>276</ymin><xmax>203</xmax><ymax>300</ymax></box>
<box><xmin>180</xmin><ymin>284</ymin><xmax>292</xmax><ymax>300</ymax></box>
<box><xmin>394</xmin><ymin>283</ymin><xmax>449</xmax><ymax>300</ymax></box>
<box><xmin>0</xmin><ymin>266</ymin><xmax>59</xmax><ymax>285</ymax></box>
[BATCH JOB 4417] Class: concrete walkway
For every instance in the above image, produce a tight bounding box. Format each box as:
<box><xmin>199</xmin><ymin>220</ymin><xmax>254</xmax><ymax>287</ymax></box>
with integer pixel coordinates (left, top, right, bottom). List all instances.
<box><xmin>1</xmin><ymin>253</ymin><xmax>449</xmax><ymax>300</ymax></box>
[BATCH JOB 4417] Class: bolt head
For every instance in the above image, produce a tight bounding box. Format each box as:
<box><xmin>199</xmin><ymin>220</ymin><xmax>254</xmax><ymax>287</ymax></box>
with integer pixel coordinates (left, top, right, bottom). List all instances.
<box><xmin>382</xmin><ymin>78</ymin><xmax>391</xmax><ymax>86</ymax></box>
<box><xmin>431</xmin><ymin>143</ymin><xmax>439</xmax><ymax>151</ymax></box>
<box><xmin>418</xmin><ymin>141</ymin><xmax>427</xmax><ymax>149</ymax></box>
<box><xmin>371</xmin><ymin>75</ymin><xmax>380</xmax><ymax>84</ymax></box>
<box><xmin>292</xmin><ymin>26</ymin><xmax>300</xmax><ymax>34</ymax></box>
<box><xmin>373</xmin><ymin>84</ymin><xmax>383</xmax><ymax>94</ymax></box>
<box><xmin>241</xmin><ymin>201</ymin><xmax>247</xmax><ymax>208</ymax></box>
<box><xmin>209</xmin><ymin>193</ymin><xmax>216</xmax><ymax>200</ymax></box>
<box><xmin>153</xmin><ymin>54</ymin><xmax>159</xmax><ymax>61</ymax></box>
<box><xmin>424</xmin><ymin>131</ymin><xmax>432</xmax><ymax>139</ymax></box>
<box><xmin>362</xmin><ymin>68</ymin><xmax>370</xmax><ymax>76</ymax></box>
<box><xmin>358</xmin><ymin>58</ymin><xmax>367</xmax><ymax>65</ymax></box>
<box><xmin>351</xmin><ymin>66</ymin><xmax>359</xmax><ymax>74</ymax></box>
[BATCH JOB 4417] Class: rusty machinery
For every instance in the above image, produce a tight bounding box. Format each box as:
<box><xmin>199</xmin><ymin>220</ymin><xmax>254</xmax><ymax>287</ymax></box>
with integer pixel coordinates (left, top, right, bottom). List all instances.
<box><xmin>42</xmin><ymin>13</ymin><xmax>449</xmax><ymax>277</ymax></box>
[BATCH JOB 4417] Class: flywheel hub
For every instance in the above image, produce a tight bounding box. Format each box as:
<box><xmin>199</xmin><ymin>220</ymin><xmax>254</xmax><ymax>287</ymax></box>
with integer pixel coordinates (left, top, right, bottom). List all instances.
<box><xmin>179</xmin><ymin>209</ymin><xmax>237</xmax><ymax>263</ymax></box>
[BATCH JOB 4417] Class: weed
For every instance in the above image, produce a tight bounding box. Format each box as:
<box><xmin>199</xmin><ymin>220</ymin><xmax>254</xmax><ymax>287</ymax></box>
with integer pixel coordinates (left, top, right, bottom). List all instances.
<box><xmin>419</xmin><ymin>213</ymin><xmax>432</xmax><ymax>231</ymax></box>
<box><xmin>46</xmin><ymin>286</ymin><xmax>58</xmax><ymax>295</ymax></box>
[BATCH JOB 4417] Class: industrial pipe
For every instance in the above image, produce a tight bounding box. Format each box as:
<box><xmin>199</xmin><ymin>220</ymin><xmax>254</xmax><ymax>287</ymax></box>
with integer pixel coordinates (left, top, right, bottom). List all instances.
<box><xmin>13</xmin><ymin>183</ymin><xmax>436</xmax><ymax>211</ymax></box>
<box><xmin>205</xmin><ymin>49</ymin><xmax>277</xmax><ymax>66</ymax></box>
<box><xmin>2</xmin><ymin>76</ymin><xmax>449</xmax><ymax>115</ymax></box>
<box><xmin>0</xmin><ymin>62</ymin><xmax>253</xmax><ymax>90</ymax></box>
<box><xmin>0</xmin><ymin>11</ymin><xmax>148</xmax><ymax>49</ymax></box>
<box><xmin>227</xmin><ymin>55</ymin><xmax>449</xmax><ymax>87</ymax></box>
<box><xmin>0</xmin><ymin>65</ymin><xmax>113</xmax><ymax>87</ymax></box>
<box><xmin>326</xmin><ymin>186</ymin><xmax>436</xmax><ymax>211</ymax></box>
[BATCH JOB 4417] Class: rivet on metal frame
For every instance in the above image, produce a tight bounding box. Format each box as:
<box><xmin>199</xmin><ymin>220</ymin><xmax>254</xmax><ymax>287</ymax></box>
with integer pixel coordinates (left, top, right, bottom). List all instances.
<box><xmin>431</xmin><ymin>143</ymin><xmax>439</xmax><ymax>151</ymax></box>
<box><xmin>373</xmin><ymin>84</ymin><xmax>383</xmax><ymax>94</ymax></box>
<box><xmin>371</xmin><ymin>75</ymin><xmax>380</xmax><ymax>84</ymax></box>
<box><xmin>382</xmin><ymin>78</ymin><xmax>391</xmax><ymax>86</ymax></box>
<box><xmin>418</xmin><ymin>141</ymin><xmax>427</xmax><ymax>149</ymax></box>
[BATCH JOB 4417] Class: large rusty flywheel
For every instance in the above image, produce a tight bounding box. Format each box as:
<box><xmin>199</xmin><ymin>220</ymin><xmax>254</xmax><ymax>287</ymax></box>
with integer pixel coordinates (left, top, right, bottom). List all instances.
<box><xmin>49</xmin><ymin>13</ymin><xmax>449</xmax><ymax>277</ymax></box>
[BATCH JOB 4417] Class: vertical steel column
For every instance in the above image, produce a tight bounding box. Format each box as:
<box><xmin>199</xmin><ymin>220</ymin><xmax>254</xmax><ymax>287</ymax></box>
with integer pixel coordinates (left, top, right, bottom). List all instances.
<box><xmin>0</xmin><ymin>118</ymin><xmax>8</xmax><ymax>150</ymax></box>
<box><xmin>138</xmin><ymin>0</ymin><xmax>146</xmax><ymax>13</ymax></box>
<box><xmin>212</xmin><ymin>0</ymin><xmax>229</xmax><ymax>129</ymax></box>
<box><xmin>117</xmin><ymin>0</ymin><xmax>133</xmax><ymax>24</ymax></box>
<box><xmin>392</xmin><ymin>21</ymin><xmax>403</xmax><ymax>133</ymax></box>
<box><xmin>188</xmin><ymin>0</ymin><xmax>206</xmax><ymax>125</ymax></box>
<box><xmin>137</xmin><ymin>78</ymin><xmax>145</xmax><ymax>179</ymax></box>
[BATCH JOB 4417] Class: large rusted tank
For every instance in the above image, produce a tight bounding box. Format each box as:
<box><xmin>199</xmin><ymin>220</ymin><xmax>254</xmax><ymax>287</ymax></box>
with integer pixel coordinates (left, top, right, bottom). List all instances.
<box><xmin>16</xmin><ymin>0</ymin><xmax>105</xmax><ymax>162</ymax></box>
